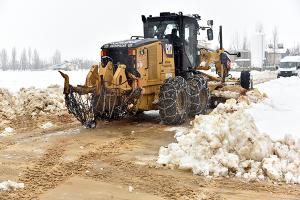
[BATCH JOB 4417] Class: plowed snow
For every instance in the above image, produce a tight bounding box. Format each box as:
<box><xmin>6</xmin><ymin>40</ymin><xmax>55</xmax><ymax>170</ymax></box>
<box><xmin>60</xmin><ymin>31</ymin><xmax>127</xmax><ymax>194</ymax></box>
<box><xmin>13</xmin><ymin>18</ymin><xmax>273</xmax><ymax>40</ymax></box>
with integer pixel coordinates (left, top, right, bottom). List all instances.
<box><xmin>158</xmin><ymin>77</ymin><xmax>300</xmax><ymax>184</ymax></box>
<box><xmin>0</xmin><ymin>85</ymin><xmax>67</xmax><ymax>130</ymax></box>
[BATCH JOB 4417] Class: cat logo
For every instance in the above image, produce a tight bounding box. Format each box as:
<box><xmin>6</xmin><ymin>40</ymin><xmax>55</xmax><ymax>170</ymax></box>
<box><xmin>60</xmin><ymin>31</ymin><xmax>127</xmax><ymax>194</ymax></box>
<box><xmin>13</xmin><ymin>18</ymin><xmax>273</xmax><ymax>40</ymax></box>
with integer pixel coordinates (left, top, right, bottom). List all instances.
<box><xmin>165</xmin><ymin>44</ymin><xmax>173</xmax><ymax>55</ymax></box>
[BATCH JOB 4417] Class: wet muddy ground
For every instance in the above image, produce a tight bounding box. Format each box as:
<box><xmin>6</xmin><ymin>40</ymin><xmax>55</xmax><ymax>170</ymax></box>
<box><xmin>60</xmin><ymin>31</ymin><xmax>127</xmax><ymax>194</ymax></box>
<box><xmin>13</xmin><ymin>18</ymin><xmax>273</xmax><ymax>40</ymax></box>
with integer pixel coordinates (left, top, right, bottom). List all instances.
<box><xmin>0</xmin><ymin>112</ymin><xmax>299</xmax><ymax>200</ymax></box>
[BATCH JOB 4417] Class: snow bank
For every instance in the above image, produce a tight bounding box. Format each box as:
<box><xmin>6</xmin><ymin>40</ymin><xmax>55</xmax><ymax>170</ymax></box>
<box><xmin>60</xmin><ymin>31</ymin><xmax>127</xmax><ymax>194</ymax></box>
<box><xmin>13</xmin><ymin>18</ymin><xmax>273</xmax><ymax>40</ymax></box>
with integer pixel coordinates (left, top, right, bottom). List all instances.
<box><xmin>226</xmin><ymin>70</ymin><xmax>277</xmax><ymax>84</ymax></box>
<box><xmin>15</xmin><ymin>85</ymin><xmax>66</xmax><ymax>118</ymax></box>
<box><xmin>251</xmin><ymin>70</ymin><xmax>278</xmax><ymax>84</ymax></box>
<box><xmin>158</xmin><ymin>100</ymin><xmax>300</xmax><ymax>183</ymax></box>
<box><xmin>0</xmin><ymin>180</ymin><xmax>24</xmax><ymax>191</ymax></box>
<box><xmin>0</xmin><ymin>85</ymin><xmax>67</xmax><ymax>129</ymax></box>
<box><xmin>158</xmin><ymin>79</ymin><xmax>300</xmax><ymax>184</ymax></box>
<box><xmin>247</xmin><ymin>76</ymin><xmax>300</xmax><ymax>140</ymax></box>
<box><xmin>0</xmin><ymin>89</ymin><xmax>16</xmax><ymax>127</ymax></box>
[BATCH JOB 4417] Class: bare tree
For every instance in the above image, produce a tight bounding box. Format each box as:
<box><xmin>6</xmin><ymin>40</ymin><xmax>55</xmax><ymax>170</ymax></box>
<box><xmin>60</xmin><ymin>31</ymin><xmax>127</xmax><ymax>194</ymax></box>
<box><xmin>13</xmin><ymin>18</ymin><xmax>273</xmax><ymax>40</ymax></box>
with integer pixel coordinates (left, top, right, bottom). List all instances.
<box><xmin>11</xmin><ymin>47</ymin><xmax>17</xmax><ymax>70</ymax></box>
<box><xmin>231</xmin><ymin>32</ymin><xmax>241</xmax><ymax>51</ymax></box>
<box><xmin>52</xmin><ymin>49</ymin><xmax>61</xmax><ymax>65</ymax></box>
<box><xmin>32</xmin><ymin>49</ymin><xmax>40</xmax><ymax>70</ymax></box>
<box><xmin>296</xmin><ymin>43</ymin><xmax>300</xmax><ymax>55</ymax></box>
<box><xmin>242</xmin><ymin>35</ymin><xmax>249</xmax><ymax>50</ymax></box>
<box><xmin>0</xmin><ymin>49</ymin><xmax>8</xmax><ymax>70</ymax></box>
<box><xmin>27</xmin><ymin>47</ymin><xmax>32</xmax><ymax>69</ymax></box>
<box><xmin>272</xmin><ymin>26</ymin><xmax>278</xmax><ymax>66</ymax></box>
<box><xmin>255</xmin><ymin>22</ymin><xmax>264</xmax><ymax>33</ymax></box>
<box><xmin>20</xmin><ymin>49</ymin><xmax>28</xmax><ymax>70</ymax></box>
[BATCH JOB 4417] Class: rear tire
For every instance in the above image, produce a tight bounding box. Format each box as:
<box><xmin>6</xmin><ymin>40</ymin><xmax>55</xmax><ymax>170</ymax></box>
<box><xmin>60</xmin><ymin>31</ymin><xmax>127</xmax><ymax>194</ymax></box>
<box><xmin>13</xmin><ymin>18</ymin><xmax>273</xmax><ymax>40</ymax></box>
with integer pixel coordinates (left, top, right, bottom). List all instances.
<box><xmin>159</xmin><ymin>76</ymin><xmax>189</xmax><ymax>124</ymax></box>
<box><xmin>240</xmin><ymin>70</ymin><xmax>251</xmax><ymax>89</ymax></box>
<box><xmin>187</xmin><ymin>77</ymin><xmax>209</xmax><ymax>116</ymax></box>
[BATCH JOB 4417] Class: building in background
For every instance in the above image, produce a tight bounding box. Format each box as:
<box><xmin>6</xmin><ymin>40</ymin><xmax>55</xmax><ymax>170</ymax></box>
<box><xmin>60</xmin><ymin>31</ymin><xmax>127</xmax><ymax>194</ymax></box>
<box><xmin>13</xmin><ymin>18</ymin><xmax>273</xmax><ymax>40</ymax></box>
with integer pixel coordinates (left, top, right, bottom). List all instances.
<box><xmin>250</xmin><ymin>32</ymin><xmax>265</xmax><ymax>69</ymax></box>
<box><xmin>50</xmin><ymin>61</ymin><xmax>79</xmax><ymax>71</ymax></box>
<box><xmin>234</xmin><ymin>50</ymin><xmax>251</xmax><ymax>68</ymax></box>
<box><xmin>265</xmin><ymin>43</ymin><xmax>288</xmax><ymax>67</ymax></box>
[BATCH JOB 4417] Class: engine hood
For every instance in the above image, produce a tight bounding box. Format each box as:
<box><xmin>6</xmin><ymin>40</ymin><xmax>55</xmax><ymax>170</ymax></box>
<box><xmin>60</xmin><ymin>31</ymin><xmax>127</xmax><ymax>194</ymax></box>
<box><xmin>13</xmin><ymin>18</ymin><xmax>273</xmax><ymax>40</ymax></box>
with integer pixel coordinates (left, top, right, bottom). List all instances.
<box><xmin>101</xmin><ymin>38</ymin><xmax>158</xmax><ymax>49</ymax></box>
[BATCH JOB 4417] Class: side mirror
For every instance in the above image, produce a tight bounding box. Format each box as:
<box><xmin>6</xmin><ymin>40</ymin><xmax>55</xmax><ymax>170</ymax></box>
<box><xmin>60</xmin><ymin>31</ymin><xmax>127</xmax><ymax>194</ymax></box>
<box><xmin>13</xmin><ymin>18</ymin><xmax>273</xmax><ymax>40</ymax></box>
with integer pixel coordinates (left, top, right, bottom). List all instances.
<box><xmin>237</xmin><ymin>52</ymin><xmax>241</xmax><ymax>57</ymax></box>
<box><xmin>207</xmin><ymin>28</ymin><xmax>213</xmax><ymax>41</ymax></box>
<box><xmin>297</xmin><ymin>66</ymin><xmax>300</xmax><ymax>70</ymax></box>
<box><xmin>207</xmin><ymin>20</ymin><xmax>213</xmax><ymax>26</ymax></box>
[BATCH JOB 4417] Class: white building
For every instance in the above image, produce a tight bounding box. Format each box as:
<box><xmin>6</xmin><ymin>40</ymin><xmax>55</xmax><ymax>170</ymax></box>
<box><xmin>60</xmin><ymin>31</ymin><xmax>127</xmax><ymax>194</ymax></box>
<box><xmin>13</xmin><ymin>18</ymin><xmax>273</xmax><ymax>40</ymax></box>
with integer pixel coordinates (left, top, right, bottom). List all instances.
<box><xmin>250</xmin><ymin>32</ymin><xmax>265</xmax><ymax>68</ymax></box>
<box><xmin>50</xmin><ymin>61</ymin><xmax>79</xmax><ymax>71</ymax></box>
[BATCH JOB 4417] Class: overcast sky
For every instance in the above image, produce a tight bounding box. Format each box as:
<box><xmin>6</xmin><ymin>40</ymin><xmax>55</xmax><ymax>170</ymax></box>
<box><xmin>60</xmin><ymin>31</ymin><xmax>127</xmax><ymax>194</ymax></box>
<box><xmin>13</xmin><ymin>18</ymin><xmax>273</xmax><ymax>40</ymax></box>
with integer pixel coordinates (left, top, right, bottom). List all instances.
<box><xmin>0</xmin><ymin>0</ymin><xmax>299</xmax><ymax>61</ymax></box>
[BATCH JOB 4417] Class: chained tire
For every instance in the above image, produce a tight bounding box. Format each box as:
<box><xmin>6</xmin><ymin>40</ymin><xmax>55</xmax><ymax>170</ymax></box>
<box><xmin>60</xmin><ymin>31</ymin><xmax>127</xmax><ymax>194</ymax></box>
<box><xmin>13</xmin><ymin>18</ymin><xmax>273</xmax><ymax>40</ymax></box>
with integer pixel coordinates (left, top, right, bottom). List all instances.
<box><xmin>187</xmin><ymin>77</ymin><xmax>209</xmax><ymax>116</ymax></box>
<box><xmin>240</xmin><ymin>70</ymin><xmax>251</xmax><ymax>89</ymax></box>
<box><xmin>159</xmin><ymin>76</ymin><xmax>189</xmax><ymax>124</ymax></box>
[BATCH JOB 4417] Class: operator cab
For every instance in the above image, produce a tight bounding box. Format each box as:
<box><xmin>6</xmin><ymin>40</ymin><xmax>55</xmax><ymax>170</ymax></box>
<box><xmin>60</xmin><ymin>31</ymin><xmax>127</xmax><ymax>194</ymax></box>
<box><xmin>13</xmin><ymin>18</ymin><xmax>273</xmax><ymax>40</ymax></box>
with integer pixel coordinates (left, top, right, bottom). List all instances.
<box><xmin>142</xmin><ymin>12</ymin><xmax>213</xmax><ymax>77</ymax></box>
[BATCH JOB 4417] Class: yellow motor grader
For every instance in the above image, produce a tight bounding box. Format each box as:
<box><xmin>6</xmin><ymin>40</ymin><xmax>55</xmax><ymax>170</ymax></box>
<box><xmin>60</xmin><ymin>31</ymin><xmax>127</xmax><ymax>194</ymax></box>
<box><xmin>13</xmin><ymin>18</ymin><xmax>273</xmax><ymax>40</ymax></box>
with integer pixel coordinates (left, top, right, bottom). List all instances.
<box><xmin>59</xmin><ymin>12</ymin><xmax>251</xmax><ymax>128</ymax></box>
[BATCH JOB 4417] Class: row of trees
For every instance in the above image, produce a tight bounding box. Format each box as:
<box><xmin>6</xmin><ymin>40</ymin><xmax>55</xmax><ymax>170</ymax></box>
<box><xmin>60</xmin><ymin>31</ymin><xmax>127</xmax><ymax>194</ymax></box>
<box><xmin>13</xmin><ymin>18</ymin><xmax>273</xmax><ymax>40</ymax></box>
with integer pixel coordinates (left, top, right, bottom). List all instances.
<box><xmin>229</xmin><ymin>24</ymin><xmax>300</xmax><ymax>56</ymax></box>
<box><xmin>0</xmin><ymin>48</ymin><xmax>94</xmax><ymax>71</ymax></box>
<box><xmin>0</xmin><ymin>47</ymin><xmax>61</xmax><ymax>70</ymax></box>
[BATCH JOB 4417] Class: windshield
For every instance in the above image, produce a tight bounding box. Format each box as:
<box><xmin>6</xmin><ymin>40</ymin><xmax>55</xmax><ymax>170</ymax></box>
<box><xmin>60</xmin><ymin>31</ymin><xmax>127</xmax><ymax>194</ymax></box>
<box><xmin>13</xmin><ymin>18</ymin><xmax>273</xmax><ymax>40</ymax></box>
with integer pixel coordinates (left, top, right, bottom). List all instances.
<box><xmin>144</xmin><ymin>20</ymin><xmax>179</xmax><ymax>39</ymax></box>
<box><xmin>280</xmin><ymin>62</ymin><xmax>299</xmax><ymax>68</ymax></box>
<box><xmin>184</xmin><ymin>22</ymin><xmax>197</xmax><ymax>66</ymax></box>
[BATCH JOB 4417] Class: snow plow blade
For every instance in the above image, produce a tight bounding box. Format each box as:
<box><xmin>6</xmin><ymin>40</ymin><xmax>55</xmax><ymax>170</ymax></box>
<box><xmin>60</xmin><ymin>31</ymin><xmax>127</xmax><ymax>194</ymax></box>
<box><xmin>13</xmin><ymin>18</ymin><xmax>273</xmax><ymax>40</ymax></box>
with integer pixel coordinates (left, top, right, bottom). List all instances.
<box><xmin>59</xmin><ymin>70</ymin><xmax>97</xmax><ymax>128</ymax></box>
<box><xmin>59</xmin><ymin>61</ymin><xmax>142</xmax><ymax>128</ymax></box>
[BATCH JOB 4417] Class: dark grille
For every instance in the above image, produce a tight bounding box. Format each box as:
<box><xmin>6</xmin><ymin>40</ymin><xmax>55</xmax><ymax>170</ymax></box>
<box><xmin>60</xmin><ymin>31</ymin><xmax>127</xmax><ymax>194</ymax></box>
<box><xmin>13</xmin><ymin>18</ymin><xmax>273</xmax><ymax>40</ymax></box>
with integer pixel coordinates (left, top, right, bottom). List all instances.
<box><xmin>280</xmin><ymin>71</ymin><xmax>292</xmax><ymax>76</ymax></box>
<box><xmin>107</xmin><ymin>48</ymin><xmax>135</xmax><ymax>68</ymax></box>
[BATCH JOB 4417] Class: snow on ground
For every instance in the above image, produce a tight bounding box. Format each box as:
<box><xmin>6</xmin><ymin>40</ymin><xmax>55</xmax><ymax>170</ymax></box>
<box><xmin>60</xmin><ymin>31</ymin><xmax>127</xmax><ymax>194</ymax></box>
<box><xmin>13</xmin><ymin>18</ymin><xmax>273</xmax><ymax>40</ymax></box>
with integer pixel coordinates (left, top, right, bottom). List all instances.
<box><xmin>40</xmin><ymin>122</ymin><xmax>55</xmax><ymax>129</ymax></box>
<box><xmin>158</xmin><ymin>77</ymin><xmax>300</xmax><ymax>184</ymax></box>
<box><xmin>0</xmin><ymin>70</ymin><xmax>89</xmax><ymax>93</ymax></box>
<box><xmin>250</xmin><ymin>70</ymin><xmax>278</xmax><ymax>84</ymax></box>
<box><xmin>247</xmin><ymin>76</ymin><xmax>300</xmax><ymax>140</ymax></box>
<box><xmin>203</xmin><ymin>70</ymin><xmax>277</xmax><ymax>85</ymax></box>
<box><xmin>0</xmin><ymin>180</ymin><xmax>24</xmax><ymax>191</ymax></box>
<box><xmin>0</xmin><ymin>70</ymin><xmax>88</xmax><ymax>130</ymax></box>
<box><xmin>0</xmin><ymin>69</ymin><xmax>275</xmax><ymax>93</ymax></box>
<box><xmin>0</xmin><ymin>127</ymin><xmax>14</xmax><ymax>137</ymax></box>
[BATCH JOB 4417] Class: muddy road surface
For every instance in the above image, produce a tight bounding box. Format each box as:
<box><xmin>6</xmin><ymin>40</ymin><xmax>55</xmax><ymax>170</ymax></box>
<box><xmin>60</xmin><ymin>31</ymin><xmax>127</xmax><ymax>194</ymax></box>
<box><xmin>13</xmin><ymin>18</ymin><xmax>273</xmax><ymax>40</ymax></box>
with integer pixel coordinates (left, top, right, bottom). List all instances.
<box><xmin>0</xmin><ymin>112</ymin><xmax>299</xmax><ymax>200</ymax></box>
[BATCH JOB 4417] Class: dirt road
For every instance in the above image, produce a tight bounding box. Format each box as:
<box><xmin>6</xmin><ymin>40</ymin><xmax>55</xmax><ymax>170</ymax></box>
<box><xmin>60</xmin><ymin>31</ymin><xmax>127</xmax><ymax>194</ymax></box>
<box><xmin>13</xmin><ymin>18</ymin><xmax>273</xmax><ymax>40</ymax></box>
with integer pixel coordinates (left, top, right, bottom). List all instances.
<box><xmin>0</xmin><ymin>112</ymin><xmax>299</xmax><ymax>200</ymax></box>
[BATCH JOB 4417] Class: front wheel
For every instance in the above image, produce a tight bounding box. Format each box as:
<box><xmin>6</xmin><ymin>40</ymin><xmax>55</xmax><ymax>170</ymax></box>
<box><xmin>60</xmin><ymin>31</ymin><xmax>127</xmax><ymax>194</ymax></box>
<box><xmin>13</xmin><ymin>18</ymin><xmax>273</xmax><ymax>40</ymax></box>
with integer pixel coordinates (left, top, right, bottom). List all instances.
<box><xmin>187</xmin><ymin>77</ymin><xmax>209</xmax><ymax>117</ymax></box>
<box><xmin>159</xmin><ymin>76</ymin><xmax>189</xmax><ymax>124</ymax></box>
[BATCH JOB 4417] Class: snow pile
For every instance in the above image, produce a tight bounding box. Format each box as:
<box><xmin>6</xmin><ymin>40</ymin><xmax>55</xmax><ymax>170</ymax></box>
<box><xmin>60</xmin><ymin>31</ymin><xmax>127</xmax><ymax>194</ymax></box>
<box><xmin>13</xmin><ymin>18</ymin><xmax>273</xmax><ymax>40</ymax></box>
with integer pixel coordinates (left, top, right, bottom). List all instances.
<box><xmin>16</xmin><ymin>85</ymin><xmax>66</xmax><ymax>118</ymax></box>
<box><xmin>0</xmin><ymin>85</ymin><xmax>67</xmax><ymax>129</ymax></box>
<box><xmin>0</xmin><ymin>89</ymin><xmax>17</xmax><ymax>127</ymax></box>
<box><xmin>158</xmin><ymin>99</ymin><xmax>300</xmax><ymax>184</ymax></box>
<box><xmin>251</xmin><ymin>70</ymin><xmax>278</xmax><ymax>84</ymax></box>
<box><xmin>0</xmin><ymin>180</ymin><xmax>24</xmax><ymax>191</ymax></box>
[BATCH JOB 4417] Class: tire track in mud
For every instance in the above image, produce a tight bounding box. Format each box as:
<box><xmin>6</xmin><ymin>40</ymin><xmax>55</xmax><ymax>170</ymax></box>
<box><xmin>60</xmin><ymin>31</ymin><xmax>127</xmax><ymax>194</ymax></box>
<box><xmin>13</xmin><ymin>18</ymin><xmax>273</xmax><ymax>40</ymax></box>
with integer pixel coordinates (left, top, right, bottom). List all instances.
<box><xmin>78</xmin><ymin>141</ymin><xmax>205</xmax><ymax>200</ymax></box>
<box><xmin>76</xmin><ymin>136</ymin><xmax>209</xmax><ymax>199</ymax></box>
<box><xmin>86</xmin><ymin>158</ymin><xmax>208</xmax><ymax>200</ymax></box>
<box><xmin>0</xmin><ymin>144</ymin><xmax>67</xmax><ymax>200</ymax></box>
<box><xmin>0</xmin><ymin>134</ymin><xmax>209</xmax><ymax>200</ymax></box>
<box><xmin>1</xmin><ymin>131</ymin><xmax>298</xmax><ymax>200</ymax></box>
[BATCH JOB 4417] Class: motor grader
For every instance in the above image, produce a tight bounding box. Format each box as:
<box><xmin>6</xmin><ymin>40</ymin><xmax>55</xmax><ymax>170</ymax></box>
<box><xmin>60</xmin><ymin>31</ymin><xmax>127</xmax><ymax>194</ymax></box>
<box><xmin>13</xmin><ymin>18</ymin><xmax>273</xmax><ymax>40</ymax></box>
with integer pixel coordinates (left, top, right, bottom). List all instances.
<box><xmin>59</xmin><ymin>12</ymin><xmax>251</xmax><ymax>128</ymax></box>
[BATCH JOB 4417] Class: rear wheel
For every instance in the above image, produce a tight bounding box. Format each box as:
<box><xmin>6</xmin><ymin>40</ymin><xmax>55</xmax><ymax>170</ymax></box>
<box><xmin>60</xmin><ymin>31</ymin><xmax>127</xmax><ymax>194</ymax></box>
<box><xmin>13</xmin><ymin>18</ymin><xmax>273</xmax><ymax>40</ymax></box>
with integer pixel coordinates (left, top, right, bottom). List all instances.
<box><xmin>159</xmin><ymin>76</ymin><xmax>189</xmax><ymax>124</ymax></box>
<box><xmin>187</xmin><ymin>77</ymin><xmax>209</xmax><ymax>116</ymax></box>
<box><xmin>240</xmin><ymin>70</ymin><xmax>251</xmax><ymax>89</ymax></box>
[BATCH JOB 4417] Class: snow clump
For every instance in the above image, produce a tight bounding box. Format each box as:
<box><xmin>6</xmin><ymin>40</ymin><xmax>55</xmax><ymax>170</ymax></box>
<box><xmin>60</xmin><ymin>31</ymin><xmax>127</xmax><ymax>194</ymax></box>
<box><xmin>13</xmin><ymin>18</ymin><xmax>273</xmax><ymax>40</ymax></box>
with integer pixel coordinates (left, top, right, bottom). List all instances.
<box><xmin>0</xmin><ymin>180</ymin><xmax>24</xmax><ymax>191</ymax></box>
<box><xmin>158</xmin><ymin>99</ymin><xmax>300</xmax><ymax>184</ymax></box>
